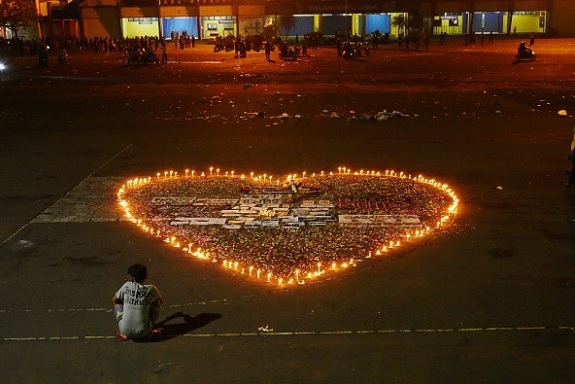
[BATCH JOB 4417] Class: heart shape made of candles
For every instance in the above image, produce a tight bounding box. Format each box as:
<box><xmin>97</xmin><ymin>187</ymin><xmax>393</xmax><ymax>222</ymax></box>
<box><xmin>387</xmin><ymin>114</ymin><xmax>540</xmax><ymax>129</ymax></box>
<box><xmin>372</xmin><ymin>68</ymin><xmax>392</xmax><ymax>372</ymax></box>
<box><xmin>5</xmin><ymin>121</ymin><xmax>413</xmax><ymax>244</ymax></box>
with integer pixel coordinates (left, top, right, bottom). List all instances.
<box><xmin>118</xmin><ymin>168</ymin><xmax>458</xmax><ymax>286</ymax></box>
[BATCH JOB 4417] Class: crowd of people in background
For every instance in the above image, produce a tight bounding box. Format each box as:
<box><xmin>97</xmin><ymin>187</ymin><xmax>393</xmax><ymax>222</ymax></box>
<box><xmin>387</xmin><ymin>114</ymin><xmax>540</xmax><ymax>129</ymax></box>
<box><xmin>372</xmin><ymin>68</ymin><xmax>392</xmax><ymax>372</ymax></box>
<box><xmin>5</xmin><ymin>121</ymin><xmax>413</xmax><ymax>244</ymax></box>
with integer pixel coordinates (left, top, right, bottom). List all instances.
<box><xmin>0</xmin><ymin>35</ymin><xmax>165</xmax><ymax>56</ymax></box>
<box><xmin>0</xmin><ymin>35</ymin><xmax>182</xmax><ymax>65</ymax></box>
<box><xmin>0</xmin><ymin>28</ymin><xmax>538</xmax><ymax>67</ymax></box>
<box><xmin>169</xmin><ymin>31</ymin><xmax>196</xmax><ymax>50</ymax></box>
<box><xmin>210</xmin><ymin>32</ymin><xmax>320</xmax><ymax>61</ymax></box>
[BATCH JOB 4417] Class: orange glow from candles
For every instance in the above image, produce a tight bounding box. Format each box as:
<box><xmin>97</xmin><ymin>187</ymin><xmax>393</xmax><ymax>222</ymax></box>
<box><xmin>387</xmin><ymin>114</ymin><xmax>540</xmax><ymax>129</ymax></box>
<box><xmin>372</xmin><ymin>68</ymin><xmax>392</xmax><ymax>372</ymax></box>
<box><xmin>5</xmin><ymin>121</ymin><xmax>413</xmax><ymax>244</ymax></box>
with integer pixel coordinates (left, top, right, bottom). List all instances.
<box><xmin>117</xmin><ymin>167</ymin><xmax>459</xmax><ymax>288</ymax></box>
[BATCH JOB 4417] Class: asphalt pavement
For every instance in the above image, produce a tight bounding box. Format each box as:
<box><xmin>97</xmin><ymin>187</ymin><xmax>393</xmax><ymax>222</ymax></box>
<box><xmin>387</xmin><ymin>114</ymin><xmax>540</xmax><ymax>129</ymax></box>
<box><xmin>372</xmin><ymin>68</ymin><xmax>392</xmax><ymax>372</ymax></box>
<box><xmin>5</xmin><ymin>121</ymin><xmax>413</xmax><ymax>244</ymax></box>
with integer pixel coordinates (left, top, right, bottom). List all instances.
<box><xmin>0</xmin><ymin>38</ymin><xmax>574</xmax><ymax>383</ymax></box>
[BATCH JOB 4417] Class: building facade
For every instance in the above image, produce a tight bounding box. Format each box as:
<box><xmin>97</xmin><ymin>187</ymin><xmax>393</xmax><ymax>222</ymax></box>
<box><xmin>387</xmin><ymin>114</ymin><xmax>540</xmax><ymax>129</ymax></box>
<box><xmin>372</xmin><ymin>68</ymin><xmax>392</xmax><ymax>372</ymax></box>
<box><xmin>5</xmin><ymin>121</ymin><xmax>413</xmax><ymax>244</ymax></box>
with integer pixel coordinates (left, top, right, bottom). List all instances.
<box><xmin>6</xmin><ymin>0</ymin><xmax>575</xmax><ymax>41</ymax></box>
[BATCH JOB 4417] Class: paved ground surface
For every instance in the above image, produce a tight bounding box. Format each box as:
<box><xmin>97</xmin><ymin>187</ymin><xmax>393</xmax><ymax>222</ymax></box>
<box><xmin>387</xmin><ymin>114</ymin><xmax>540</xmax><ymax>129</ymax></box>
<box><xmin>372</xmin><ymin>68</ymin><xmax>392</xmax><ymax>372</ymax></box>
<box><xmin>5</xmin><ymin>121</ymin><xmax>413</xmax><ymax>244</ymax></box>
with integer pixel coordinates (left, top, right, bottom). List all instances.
<box><xmin>1</xmin><ymin>37</ymin><xmax>574</xmax><ymax>383</ymax></box>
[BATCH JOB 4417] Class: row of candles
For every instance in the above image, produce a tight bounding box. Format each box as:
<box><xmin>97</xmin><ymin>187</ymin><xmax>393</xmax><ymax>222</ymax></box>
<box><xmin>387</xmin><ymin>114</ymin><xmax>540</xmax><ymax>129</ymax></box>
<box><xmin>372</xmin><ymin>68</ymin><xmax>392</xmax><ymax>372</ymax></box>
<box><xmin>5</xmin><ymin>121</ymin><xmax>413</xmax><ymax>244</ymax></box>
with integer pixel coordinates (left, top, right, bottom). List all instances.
<box><xmin>149</xmin><ymin>167</ymin><xmax>445</xmax><ymax>184</ymax></box>
<box><xmin>118</xmin><ymin>167</ymin><xmax>459</xmax><ymax>287</ymax></box>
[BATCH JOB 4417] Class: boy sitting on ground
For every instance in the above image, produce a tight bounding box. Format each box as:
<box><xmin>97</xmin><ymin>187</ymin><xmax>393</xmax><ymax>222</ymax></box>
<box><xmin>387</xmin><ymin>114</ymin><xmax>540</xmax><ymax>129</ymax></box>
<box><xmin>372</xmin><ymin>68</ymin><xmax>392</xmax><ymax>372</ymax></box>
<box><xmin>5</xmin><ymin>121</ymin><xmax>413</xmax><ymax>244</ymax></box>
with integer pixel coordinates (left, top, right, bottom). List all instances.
<box><xmin>113</xmin><ymin>263</ymin><xmax>163</xmax><ymax>341</ymax></box>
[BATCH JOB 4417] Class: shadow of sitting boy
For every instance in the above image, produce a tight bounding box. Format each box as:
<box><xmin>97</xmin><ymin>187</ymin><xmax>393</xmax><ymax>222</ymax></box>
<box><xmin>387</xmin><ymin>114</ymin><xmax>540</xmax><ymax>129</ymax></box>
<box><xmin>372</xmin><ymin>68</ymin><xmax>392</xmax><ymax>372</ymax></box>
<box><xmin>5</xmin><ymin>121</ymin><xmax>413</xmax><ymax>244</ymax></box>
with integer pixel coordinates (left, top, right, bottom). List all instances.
<box><xmin>134</xmin><ymin>312</ymin><xmax>222</xmax><ymax>342</ymax></box>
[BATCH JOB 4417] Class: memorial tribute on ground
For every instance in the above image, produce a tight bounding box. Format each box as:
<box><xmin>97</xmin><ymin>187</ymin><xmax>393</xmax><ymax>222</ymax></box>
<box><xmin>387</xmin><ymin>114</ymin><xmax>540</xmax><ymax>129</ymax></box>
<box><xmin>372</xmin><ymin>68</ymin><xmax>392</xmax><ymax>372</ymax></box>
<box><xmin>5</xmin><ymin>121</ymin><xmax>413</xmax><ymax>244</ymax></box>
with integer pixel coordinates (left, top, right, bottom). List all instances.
<box><xmin>119</xmin><ymin>170</ymin><xmax>458</xmax><ymax>285</ymax></box>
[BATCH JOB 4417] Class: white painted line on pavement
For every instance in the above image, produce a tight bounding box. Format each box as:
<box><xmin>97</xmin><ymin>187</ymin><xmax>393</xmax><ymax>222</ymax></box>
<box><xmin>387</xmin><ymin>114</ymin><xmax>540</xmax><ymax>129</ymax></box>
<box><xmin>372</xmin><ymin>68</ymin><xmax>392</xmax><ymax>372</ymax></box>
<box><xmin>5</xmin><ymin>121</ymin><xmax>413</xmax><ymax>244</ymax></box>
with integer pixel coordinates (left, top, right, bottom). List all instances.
<box><xmin>0</xmin><ymin>301</ymin><xmax>230</xmax><ymax>313</ymax></box>
<box><xmin>4</xmin><ymin>325</ymin><xmax>573</xmax><ymax>343</ymax></box>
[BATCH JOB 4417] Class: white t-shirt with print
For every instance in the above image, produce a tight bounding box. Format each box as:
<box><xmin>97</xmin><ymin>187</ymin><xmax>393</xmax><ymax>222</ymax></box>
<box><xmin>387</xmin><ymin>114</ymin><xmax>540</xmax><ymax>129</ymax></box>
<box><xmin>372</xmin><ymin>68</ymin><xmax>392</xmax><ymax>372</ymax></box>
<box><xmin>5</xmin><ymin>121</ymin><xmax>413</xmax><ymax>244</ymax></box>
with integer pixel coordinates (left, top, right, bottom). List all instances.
<box><xmin>115</xmin><ymin>281</ymin><xmax>161</xmax><ymax>338</ymax></box>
